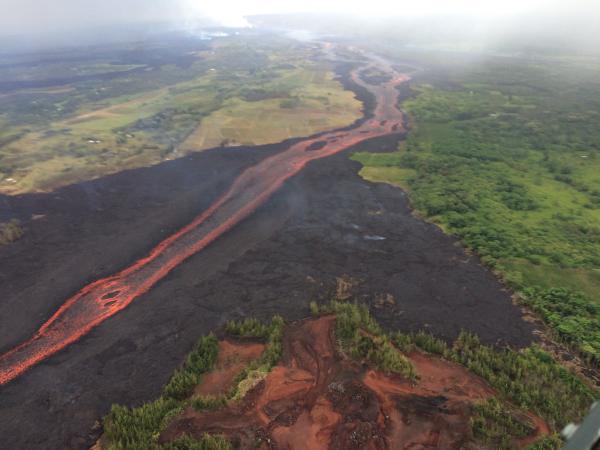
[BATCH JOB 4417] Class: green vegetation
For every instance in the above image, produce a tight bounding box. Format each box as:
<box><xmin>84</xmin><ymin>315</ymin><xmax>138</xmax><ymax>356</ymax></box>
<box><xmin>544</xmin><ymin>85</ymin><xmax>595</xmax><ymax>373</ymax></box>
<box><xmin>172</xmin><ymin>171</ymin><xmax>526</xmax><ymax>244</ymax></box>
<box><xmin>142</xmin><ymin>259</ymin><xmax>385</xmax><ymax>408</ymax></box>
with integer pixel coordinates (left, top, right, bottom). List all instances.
<box><xmin>104</xmin><ymin>333</ymin><xmax>219</xmax><ymax>449</ymax></box>
<box><xmin>179</xmin><ymin>68</ymin><xmax>360</xmax><ymax>152</ymax></box>
<box><xmin>225</xmin><ymin>315</ymin><xmax>285</xmax><ymax>400</ymax></box>
<box><xmin>313</xmin><ymin>301</ymin><xmax>597</xmax><ymax>448</ymax></box>
<box><xmin>224</xmin><ymin>317</ymin><xmax>273</xmax><ymax>338</ymax></box>
<box><xmin>0</xmin><ymin>219</ymin><xmax>23</xmax><ymax>245</ymax></box>
<box><xmin>105</xmin><ymin>300</ymin><xmax>597</xmax><ymax>449</ymax></box>
<box><xmin>104</xmin><ymin>397</ymin><xmax>183</xmax><ymax>450</ymax></box>
<box><xmin>102</xmin><ymin>316</ymin><xmax>284</xmax><ymax>449</ymax></box>
<box><xmin>471</xmin><ymin>398</ymin><xmax>534</xmax><ymax>449</ymax></box>
<box><xmin>311</xmin><ymin>301</ymin><xmax>417</xmax><ymax>381</ymax></box>
<box><xmin>352</xmin><ymin>53</ymin><xmax>600</xmax><ymax>362</ymax></box>
<box><xmin>0</xmin><ymin>37</ymin><xmax>360</xmax><ymax>194</ymax></box>
<box><xmin>523</xmin><ymin>287</ymin><xmax>600</xmax><ymax>361</ymax></box>
<box><xmin>163</xmin><ymin>335</ymin><xmax>219</xmax><ymax>401</ymax></box>
<box><xmin>392</xmin><ymin>327</ymin><xmax>596</xmax><ymax>432</ymax></box>
<box><xmin>471</xmin><ymin>399</ymin><xmax>563</xmax><ymax>449</ymax></box>
<box><xmin>450</xmin><ymin>333</ymin><xmax>594</xmax><ymax>430</ymax></box>
<box><xmin>190</xmin><ymin>395</ymin><xmax>226</xmax><ymax>412</ymax></box>
<box><xmin>524</xmin><ymin>435</ymin><xmax>565</xmax><ymax>450</ymax></box>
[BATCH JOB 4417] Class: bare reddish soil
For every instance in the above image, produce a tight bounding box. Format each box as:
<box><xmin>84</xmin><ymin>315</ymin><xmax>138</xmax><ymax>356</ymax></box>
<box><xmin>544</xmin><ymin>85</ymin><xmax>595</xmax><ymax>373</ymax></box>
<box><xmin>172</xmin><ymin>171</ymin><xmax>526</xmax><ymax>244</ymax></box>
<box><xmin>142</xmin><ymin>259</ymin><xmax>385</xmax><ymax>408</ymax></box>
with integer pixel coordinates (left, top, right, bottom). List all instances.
<box><xmin>517</xmin><ymin>414</ymin><xmax>551</xmax><ymax>448</ymax></box>
<box><xmin>160</xmin><ymin>317</ymin><xmax>547</xmax><ymax>449</ymax></box>
<box><xmin>195</xmin><ymin>340</ymin><xmax>265</xmax><ymax>397</ymax></box>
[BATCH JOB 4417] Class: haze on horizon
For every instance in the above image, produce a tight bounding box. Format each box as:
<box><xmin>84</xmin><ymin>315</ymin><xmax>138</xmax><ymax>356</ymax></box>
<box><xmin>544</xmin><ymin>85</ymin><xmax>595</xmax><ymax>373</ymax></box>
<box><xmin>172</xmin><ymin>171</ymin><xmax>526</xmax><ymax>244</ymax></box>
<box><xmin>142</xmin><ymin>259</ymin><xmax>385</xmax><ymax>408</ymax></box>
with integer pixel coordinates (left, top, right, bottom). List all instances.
<box><xmin>1</xmin><ymin>0</ymin><xmax>599</xmax><ymax>32</ymax></box>
<box><xmin>1</xmin><ymin>0</ymin><xmax>599</xmax><ymax>54</ymax></box>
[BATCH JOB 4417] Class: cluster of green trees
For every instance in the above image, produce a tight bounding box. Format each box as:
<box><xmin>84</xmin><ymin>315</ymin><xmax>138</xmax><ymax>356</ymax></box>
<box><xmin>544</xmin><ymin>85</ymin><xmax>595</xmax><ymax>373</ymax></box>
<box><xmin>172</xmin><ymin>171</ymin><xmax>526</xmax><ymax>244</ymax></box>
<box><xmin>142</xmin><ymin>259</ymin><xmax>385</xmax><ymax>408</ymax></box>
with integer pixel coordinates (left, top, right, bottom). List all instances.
<box><xmin>471</xmin><ymin>398</ymin><xmax>535</xmax><ymax>448</ymax></box>
<box><xmin>104</xmin><ymin>301</ymin><xmax>597</xmax><ymax>449</ymax></box>
<box><xmin>224</xmin><ymin>315</ymin><xmax>284</xmax><ymax>401</ymax></box>
<box><xmin>225</xmin><ymin>317</ymin><xmax>276</xmax><ymax>338</ymax></box>
<box><xmin>523</xmin><ymin>288</ymin><xmax>600</xmax><ymax>362</ymax></box>
<box><xmin>163</xmin><ymin>335</ymin><xmax>219</xmax><ymax>401</ymax></box>
<box><xmin>312</xmin><ymin>301</ymin><xmax>597</xmax><ymax>448</ymax></box>
<box><xmin>104</xmin><ymin>333</ymin><xmax>220</xmax><ymax>450</ymax></box>
<box><xmin>391</xmin><ymin>327</ymin><xmax>596</xmax><ymax>441</ymax></box>
<box><xmin>103</xmin><ymin>316</ymin><xmax>285</xmax><ymax>450</ymax></box>
<box><xmin>311</xmin><ymin>301</ymin><xmax>417</xmax><ymax>382</ymax></box>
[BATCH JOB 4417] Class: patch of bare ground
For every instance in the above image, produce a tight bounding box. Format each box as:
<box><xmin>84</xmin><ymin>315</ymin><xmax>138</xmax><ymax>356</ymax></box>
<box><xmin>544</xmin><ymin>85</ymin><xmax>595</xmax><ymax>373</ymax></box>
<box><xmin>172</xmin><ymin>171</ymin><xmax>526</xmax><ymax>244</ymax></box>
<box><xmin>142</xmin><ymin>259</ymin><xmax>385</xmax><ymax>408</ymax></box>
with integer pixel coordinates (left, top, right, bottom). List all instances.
<box><xmin>159</xmin><ymin>316</ymin><xmax>547</xmax><ymax>449</ymax></box>
<box><xmin>195</xmin><ymin>340</ymin><xmax>265</xmax><ymax>397</ymax></box>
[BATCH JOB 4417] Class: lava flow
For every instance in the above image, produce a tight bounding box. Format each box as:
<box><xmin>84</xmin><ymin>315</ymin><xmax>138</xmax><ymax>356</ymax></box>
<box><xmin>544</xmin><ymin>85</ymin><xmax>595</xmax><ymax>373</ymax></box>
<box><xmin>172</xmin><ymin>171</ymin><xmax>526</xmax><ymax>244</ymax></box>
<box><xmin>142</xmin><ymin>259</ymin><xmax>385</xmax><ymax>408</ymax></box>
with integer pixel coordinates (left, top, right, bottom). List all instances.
<box><xmin>0</xmin><ymin>46</ymin><xmax>410</xmax><ymax>386</ymax></box>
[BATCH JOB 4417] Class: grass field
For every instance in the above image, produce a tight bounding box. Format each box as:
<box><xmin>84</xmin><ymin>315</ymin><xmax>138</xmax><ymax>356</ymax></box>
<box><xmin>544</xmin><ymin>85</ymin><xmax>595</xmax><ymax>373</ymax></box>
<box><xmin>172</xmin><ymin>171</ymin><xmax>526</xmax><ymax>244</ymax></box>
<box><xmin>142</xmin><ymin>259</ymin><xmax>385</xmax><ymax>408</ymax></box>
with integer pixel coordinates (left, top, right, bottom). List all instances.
<box><xmin>0</xmin><ymin>38</ymin><xmax>361</xmax><ymax>194</ymax></box>
<box><xmin>1</xmin><ymin>79</ymin><xmax>220</xmax><ymax>193</ymax></box>
<box><xmin>353</xmin><ymin>52</ymin><xmax>600</xmax><ymax>362</ymax></box>
<box><xmin>180</xmin><ymin>69</ymin><xmax>360</xmax><ymax>150</ymax></box>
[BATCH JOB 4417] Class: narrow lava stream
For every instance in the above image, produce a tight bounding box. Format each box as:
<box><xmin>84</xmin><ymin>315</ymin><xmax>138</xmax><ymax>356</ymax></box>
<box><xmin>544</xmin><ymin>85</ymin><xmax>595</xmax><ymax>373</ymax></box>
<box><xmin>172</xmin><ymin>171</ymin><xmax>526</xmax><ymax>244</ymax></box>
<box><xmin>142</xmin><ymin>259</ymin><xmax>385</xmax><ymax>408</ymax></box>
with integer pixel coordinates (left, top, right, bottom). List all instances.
<box><xmin>0</xmin><ymin>45</ymin><xmax>410</xmax><ymax>386</ymax></box>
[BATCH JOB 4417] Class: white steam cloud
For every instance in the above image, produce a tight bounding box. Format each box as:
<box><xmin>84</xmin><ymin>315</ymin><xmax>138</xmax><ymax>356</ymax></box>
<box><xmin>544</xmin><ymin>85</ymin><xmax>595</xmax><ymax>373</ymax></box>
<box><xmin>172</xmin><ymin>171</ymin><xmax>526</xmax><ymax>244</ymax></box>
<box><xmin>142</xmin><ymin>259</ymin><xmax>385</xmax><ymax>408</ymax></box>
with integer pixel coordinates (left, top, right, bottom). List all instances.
<box><xmin>0</xmin><ymin>0</ymin><xmax>598</xmax><ymax>37</ymax></box>
<box><xmin>179</xmin><ymin>0</ymin><xmax>585</xmax><ymax>28</ymax></box>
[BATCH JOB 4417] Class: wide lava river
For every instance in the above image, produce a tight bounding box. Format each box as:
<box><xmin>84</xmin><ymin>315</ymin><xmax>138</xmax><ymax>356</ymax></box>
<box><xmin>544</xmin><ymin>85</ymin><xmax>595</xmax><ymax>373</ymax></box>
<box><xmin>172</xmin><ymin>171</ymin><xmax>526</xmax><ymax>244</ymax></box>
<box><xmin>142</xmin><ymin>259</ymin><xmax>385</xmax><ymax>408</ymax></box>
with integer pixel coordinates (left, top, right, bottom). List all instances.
<box><xmin>0</xmin><ymin>46</ymin><xmax>409</xmax><ymax>386</ymax></box>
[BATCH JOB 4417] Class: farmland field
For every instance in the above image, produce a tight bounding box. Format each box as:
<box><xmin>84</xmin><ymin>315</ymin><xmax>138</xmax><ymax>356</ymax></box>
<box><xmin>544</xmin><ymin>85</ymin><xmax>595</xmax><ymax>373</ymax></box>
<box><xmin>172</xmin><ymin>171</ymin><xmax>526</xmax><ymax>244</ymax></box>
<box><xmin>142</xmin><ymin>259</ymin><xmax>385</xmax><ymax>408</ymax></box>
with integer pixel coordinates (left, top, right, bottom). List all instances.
<box><xmin>0</xmin><ymin>37</ymin><xmax>361</xmax><ymax>194</ymax></box>
<box><xmin>180</xmin><ymin>68</ymin><xmax>361</xmax><ymax>150</ymax></box>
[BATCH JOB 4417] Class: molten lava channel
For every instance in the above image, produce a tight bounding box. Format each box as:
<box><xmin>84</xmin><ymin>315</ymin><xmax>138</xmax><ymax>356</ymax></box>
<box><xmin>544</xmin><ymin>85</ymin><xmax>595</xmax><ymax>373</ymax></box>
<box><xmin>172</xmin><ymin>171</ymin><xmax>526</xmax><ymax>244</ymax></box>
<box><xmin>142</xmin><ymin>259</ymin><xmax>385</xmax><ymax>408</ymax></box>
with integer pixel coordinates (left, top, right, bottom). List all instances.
<box><xmin>0</xmin><ymin>47</ymin><xmax>410</xmax><ymax>386</ymax></box>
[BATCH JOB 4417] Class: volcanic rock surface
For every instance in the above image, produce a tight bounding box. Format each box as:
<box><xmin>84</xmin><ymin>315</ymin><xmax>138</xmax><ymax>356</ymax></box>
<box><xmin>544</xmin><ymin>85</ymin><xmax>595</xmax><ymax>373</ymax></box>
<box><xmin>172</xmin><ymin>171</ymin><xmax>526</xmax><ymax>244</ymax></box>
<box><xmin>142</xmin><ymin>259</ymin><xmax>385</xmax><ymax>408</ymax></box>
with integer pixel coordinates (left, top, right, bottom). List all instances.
<box><xmin>0</xmin><ymin>54</ymin><xmax>535</xmax><ymax>449</ymax></box>
<box><xmin>0</xmin><ymin>133</ymin><xmax>536</xmax><ymax>450</ymax></box>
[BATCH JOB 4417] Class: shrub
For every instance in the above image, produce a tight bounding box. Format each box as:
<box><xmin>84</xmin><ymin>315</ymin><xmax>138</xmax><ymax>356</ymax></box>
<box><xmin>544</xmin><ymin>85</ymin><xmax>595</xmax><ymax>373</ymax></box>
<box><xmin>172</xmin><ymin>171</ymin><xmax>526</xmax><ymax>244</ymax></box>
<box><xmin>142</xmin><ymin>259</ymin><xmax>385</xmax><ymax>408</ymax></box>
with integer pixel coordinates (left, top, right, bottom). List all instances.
<box><xmin>309</xmin><ymin>301</ymin><xmax>320</xmax><ymax>316</ymax></box>
<box><xmin>314</xmin><ymin>301</ymin><xmax>417</xmax><ymax>381</ymax></box>
<box><xmin>163</xmin><ymin>434</ymin><xmax>231</xmax><ymax>450</ymax></box>
<box><xmin>522</xmin><ymin>287</ymin><xmax>600</xmax><ymax>363</ymax></box>
<box><xmin>524</xmin><ymin>434</ymin><xmax>564</xmax><ymax>450</ymax></box>
<box><xmin>104</xmin><ymin>397</ymin><xmax>181</xmax><ymax>450</ymax></box>
<box><xmin>392</xmin><ymin>327</ymin><xmax>597</xmax><ymax>430</ymax></box>
<box><xmin>225</xmin><ymin>318</ymin><xmax>271</xmax><ymax>339</ymax></box>
<box><xmin>0</xmin><ymin>219</ymin><xmax>23</xmax><ymax>245</ymax></box>
<box><xmin>471</xmin><ymin>398</ymin><xmax>534</xmax><ymax>449</ymax></box>
<box><xmin>191</xmin><ymin>395</ymin><xmax>227</xmax><ymax>412</ymax></box>
<box><xmin>164</xmin><ymin>334</ymin><xmax>219</xmax><ymax>400</ymax></box>
<box><xmin>227</xmin><ymin>315</ymin><xmax>285</xmax><ymax>400</ymax></box>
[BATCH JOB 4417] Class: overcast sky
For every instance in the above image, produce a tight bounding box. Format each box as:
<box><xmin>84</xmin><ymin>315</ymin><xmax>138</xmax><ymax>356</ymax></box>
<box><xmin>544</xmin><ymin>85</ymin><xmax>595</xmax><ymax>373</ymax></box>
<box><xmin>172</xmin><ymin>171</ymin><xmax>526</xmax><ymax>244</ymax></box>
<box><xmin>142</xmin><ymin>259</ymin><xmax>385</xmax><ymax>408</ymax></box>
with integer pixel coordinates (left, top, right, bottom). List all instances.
<box><xmin>1</xmin><ymin>0</ymin><xmax>598</xmax><ymax>34</ymax></box>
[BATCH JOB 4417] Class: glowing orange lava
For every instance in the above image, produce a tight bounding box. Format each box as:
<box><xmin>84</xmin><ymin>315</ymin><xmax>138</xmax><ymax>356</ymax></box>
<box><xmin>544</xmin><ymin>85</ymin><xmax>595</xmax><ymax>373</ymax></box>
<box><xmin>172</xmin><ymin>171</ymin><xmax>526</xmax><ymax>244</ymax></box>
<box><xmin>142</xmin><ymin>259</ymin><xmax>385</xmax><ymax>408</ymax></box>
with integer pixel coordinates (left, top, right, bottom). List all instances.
<box><xmin>0</xmin><ymin>47</ymin><xmax>409</xmax><ymax>386</ymax></box>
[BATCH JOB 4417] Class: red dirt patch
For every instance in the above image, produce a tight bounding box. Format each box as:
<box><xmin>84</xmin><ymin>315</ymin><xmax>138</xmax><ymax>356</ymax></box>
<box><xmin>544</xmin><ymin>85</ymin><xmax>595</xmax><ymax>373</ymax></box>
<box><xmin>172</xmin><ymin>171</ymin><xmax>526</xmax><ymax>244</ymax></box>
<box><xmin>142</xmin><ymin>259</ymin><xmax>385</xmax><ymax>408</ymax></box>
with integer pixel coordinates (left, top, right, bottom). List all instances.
<box><xmin>195</xmin><ymin>339</ymin><xmax>265</xmax><ymax>397</ymax></box>
<box><xmin>160</xmin><ymin>317</ymin><xmax>547</xmax><ymax>449</ymax></box>
<box><xmin>518</xmin><ymin>413</ymin><xmax>552</xmax><ymax>448</ymax></box>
